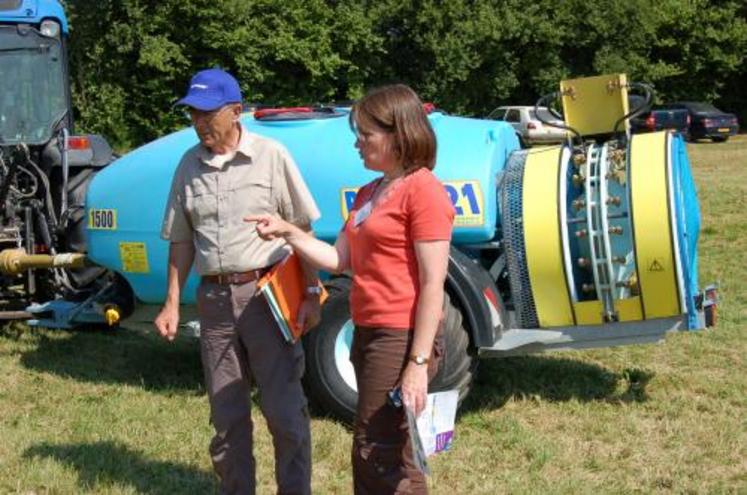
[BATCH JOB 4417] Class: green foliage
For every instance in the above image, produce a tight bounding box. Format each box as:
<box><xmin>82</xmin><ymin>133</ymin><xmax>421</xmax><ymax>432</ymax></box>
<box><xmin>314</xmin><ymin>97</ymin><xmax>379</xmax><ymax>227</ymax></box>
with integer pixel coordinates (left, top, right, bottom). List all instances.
<box><xmin>64</xmin><ymin>0</ymin><xmax>747</xmax><ymax>149</ymax></box>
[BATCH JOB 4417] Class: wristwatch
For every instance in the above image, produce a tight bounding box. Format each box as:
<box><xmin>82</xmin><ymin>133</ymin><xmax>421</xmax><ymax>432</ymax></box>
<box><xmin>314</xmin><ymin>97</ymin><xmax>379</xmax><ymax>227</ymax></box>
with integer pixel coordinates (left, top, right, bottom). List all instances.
<box><xmin>409</xmin><ymin>354</ymin><xmax>429</xmax><ymax>365</ymax></box>
<box><xmin>306</xmin><ymin>285</ymin><xmax>323</xmax><ymax>295</ymax></box>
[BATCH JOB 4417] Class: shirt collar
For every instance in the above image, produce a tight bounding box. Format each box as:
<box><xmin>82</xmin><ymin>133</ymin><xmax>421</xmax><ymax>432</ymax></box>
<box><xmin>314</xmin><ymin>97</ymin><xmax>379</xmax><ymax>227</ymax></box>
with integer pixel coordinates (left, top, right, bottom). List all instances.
<box><xmin>198</xmin><ymin>125</ymin><xmax>254</xmax><ymax>169</ymax></box>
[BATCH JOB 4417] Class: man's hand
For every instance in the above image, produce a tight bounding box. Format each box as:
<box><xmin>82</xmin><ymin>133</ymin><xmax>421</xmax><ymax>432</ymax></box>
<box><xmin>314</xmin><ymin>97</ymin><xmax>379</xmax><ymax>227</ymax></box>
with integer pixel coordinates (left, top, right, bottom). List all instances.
<box><xmin>296</xmin><ymin>295</ymin><xmax>321</xmax><ymax>334</ymax></box>
<box><xmin>155</xmin><ymin>304</ymin><xmax>180</xmax><ymax>342</ymax></box>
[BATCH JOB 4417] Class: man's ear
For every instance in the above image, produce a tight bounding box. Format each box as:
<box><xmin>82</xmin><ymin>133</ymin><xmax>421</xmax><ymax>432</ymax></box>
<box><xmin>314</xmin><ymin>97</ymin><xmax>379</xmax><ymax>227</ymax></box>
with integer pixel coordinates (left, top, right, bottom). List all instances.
<box><xmin>231</xmin><ymin>103</ymin><xmax>243</xmax><ymax>120</ymax></box>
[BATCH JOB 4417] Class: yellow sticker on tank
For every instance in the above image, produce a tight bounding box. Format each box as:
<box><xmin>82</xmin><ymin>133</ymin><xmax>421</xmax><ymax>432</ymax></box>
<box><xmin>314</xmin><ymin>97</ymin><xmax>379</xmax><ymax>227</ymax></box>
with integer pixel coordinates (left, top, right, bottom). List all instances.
<box><xmin>340</xmin><ymin>181</ymin><xmax>484</xmax><ymax>227</ymax></box>
<box><xmin>88</xmin><ymin>209</ymin><xmax>117</xmax><ymax>230</ymax></box>
<box><xmin>444</xmin><ymin>181</ymin><xmax>484</xmax><ymax>227</ymax></box>
<box><xmin>119</xmin><ymin>242</ymin><xmax>150</xmax><ymax>273</ymax></box>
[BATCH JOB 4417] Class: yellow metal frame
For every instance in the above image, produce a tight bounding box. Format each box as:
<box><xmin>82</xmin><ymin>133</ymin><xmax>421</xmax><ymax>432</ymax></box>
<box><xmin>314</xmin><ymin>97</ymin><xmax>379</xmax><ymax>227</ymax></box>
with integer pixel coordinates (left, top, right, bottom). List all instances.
<box><xmin>561</xmin><ymin>74</ymin><xmax>630</xmax><ymax>136</ymax></box>
<box><xmin>629</xmin><ymin>132</ymin><xmax>681</xmax><ymax>318</ymax></box>
<box><xmin>522</xmin><ymin>148</ymin><xmax>574</xmax><ymax>327</ymax></box>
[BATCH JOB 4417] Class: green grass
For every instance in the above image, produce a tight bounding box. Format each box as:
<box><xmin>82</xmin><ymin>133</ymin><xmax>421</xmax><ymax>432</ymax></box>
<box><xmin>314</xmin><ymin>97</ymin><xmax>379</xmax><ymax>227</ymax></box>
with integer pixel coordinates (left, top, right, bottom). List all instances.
<box><xmin>2</xmin><ymin>136</ymin><xmax>746</xmax><ymax>494</ymax></box>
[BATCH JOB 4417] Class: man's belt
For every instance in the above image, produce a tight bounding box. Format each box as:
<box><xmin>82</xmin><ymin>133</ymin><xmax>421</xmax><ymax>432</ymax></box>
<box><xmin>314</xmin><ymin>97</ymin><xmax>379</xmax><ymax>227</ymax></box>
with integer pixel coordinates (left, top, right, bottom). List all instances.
<box><xmin>202</xmin><ymin>267</ymin><xmax>270</xmax><ymax>285</ymax></box>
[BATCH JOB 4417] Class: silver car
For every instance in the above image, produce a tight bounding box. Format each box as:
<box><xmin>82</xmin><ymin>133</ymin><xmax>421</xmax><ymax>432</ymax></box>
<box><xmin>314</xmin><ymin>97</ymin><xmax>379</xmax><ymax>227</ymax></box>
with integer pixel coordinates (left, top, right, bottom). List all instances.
<box><xmin>489</xmin><ymin>106</ymin><xmax>567</xmax><ymax>145</ymax></box>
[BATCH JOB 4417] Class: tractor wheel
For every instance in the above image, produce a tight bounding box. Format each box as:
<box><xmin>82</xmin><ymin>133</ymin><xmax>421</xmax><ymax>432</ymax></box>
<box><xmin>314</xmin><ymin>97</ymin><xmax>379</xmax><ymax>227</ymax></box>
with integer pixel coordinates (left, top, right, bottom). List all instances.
<box><xmin>64</xmin><ymin>168</ymin><xmax>107</xmax><ymax>288</ymax></box>
<box><xmin>429</xmin><ymin>292</ymin><xmax>478</xmax><ymax>405</ymax></box>
<box><xmin>302</xmin><ymin>277</ymin><xmax>357</xmax><ymax>423</ymax></box>
<box><xmin>303</xmin><ymin>281</ymin><xmax>477</xmax><ymax>424</ymax></box>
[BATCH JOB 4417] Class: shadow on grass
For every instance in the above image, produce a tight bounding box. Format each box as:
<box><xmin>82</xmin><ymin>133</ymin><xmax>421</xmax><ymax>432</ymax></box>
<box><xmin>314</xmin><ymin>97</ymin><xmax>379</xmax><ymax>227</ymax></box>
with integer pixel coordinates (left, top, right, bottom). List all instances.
<box><xmin>460</xmin><ymin>354</ymin><xmax>654</xmax><ymax>413</ymax></box>
<box><xmin>6</xmin><ymin>325</ymin><xmax>204</xmax><ymax>393</ymax></box>
<box><xmin>24</xmin><ymin>441</ymin><xmax>216</xmax><ymax>494</ymax></box>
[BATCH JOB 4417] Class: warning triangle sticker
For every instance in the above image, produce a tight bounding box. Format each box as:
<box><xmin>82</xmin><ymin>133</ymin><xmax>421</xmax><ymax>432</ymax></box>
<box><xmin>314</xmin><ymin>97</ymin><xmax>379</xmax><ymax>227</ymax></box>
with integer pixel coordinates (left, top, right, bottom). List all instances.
<box><xmin>649</xmin><ymin>259</ymin><xmax>664</xmax><ymax>272</ymax></box>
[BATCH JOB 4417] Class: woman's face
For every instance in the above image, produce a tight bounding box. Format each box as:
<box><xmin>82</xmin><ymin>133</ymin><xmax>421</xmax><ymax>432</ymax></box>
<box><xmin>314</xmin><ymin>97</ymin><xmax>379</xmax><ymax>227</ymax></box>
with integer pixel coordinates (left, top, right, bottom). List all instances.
<box><xmin>354</xmin><ymin>121</ymin><xmax>400</xmax><ymax>173</ymax></box>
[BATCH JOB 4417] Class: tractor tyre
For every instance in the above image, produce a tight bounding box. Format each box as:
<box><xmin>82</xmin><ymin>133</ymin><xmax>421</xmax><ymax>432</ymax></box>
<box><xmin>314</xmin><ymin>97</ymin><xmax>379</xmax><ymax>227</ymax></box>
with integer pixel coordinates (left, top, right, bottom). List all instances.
<box><xmin>64</xmin><ymin>168</ymin><xmax>107</xmax><ymax>288</ymax></box>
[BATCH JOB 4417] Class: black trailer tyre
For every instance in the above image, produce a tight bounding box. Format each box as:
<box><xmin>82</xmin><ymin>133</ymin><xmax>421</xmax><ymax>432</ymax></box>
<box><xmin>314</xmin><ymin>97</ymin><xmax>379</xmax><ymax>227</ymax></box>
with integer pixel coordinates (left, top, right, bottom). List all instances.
<box><xmin>429</xmin><ymin>292</ymin><xmax>477</xmax><ymax>404</ymax></box>
<box><xmin>712</xmin><ymin>136</ymin><xmax>729</xmax><ymax>143</ymax></box>
<box><xmin>303</xmin><ymin>280</ymin><xmax>476</xmax><ymax>423</ymax></box>
<box><xmin>302</xmin><ymin>277</ymin><xmax>357</xmax><ymax>423</ymax></box>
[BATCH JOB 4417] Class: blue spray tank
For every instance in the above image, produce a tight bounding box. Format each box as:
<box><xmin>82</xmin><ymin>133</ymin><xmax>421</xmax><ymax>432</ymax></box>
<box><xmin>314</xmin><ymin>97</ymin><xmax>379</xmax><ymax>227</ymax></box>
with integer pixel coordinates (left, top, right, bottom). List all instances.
<box><xmin>85</xmin><ymin>109</ymin><xmax>519</xmax><ymax>304</ymax></box>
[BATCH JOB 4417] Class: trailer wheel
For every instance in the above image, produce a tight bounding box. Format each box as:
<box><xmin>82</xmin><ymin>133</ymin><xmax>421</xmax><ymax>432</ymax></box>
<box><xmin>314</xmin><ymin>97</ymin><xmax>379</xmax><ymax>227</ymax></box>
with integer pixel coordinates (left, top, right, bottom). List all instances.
<box><xmin>302</xmin><ymin>277</ymin><xmax>357</xmax><ymax>423</ymax></box>
<box><xmin>429</xmin><ymin>292</ymin><xmax>477</xmax><ymax>404</ymax></box>
<box><xmin>303</xmin><ymin>281</ymin><xmax>477</xmax><ymax>423</ymax></box>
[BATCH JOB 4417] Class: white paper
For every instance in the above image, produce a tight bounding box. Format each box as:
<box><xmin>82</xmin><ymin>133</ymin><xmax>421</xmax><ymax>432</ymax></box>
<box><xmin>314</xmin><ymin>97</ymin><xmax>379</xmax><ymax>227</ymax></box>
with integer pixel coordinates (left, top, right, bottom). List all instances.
<box><xmin>415</xmin><ymin>390</ymin><xmax>459</xmax><ymax>457</ymax></box>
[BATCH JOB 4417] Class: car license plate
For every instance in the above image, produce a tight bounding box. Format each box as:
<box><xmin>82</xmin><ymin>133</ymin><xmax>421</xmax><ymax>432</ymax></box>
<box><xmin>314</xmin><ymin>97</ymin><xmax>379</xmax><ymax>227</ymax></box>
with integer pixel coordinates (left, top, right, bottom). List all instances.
<box><xmin>718</xmin><ymin>128</ymin><xmax>730</xmax><ymax>133</ymax></box>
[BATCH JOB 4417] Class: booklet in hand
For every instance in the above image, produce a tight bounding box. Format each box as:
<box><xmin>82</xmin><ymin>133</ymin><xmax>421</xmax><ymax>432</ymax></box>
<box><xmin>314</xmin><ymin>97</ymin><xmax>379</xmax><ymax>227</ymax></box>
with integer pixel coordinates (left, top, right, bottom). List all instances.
<box><xmin>257</xmin><ymin>252</ymin><xmax>328</xmax><ymax>343</ymax></box>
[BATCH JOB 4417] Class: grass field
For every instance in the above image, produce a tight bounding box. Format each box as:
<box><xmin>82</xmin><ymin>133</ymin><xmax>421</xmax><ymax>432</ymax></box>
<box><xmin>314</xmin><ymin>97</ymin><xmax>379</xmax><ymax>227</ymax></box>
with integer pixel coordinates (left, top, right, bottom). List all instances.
<box><xmin>1</xmin><ymin>136</ymin><xmax>745</xmax><ymax>494</ymax></box>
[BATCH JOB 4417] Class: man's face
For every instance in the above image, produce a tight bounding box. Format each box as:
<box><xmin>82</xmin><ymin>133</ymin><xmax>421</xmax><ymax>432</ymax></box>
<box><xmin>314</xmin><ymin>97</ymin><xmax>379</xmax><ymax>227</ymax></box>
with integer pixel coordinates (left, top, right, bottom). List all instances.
<box><xmin>189</xmin><ymin>104</ymin><xmax>241</xmax><ymax>150</ymax></box>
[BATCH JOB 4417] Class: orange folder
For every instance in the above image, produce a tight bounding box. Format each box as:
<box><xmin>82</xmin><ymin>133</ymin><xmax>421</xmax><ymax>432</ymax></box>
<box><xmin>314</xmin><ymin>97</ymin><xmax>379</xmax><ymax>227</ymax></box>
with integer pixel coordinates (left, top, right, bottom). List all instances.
<box><xmin>257</xmin><ymin>252</ymin><xmax>328</xmax><ymax>342</ymax></box>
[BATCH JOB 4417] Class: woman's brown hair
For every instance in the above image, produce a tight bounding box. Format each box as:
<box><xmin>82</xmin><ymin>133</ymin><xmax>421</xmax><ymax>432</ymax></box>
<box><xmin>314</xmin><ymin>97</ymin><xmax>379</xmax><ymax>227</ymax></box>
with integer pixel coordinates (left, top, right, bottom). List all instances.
<box><xmin>350</xmin><ymin>84</ymin><xmax>437</xmax><ymax>172</ymax></box>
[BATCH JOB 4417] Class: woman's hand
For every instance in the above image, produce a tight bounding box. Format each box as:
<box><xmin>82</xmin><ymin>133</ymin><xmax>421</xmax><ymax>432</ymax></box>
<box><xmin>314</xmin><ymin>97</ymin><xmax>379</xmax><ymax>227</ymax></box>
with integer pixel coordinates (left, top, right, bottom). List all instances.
<box><xmin>400</xmin><ymin>362</ymin><xmax>429</xmax><ymax>416</ymax></box>
<box><xmin>244</xmin><ymin>214</ymin><xmax>293</xmax><ymax>240</ymax></box>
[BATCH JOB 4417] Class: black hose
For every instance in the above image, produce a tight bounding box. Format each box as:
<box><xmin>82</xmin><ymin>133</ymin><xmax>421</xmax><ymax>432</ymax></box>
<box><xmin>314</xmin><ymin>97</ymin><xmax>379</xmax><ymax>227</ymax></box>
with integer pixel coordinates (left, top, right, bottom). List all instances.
<box><xmin>534</xmin><ymin>92</ymin><xmax>585</xmax><ymax>151</ymax></box>
<box><xmin>613</xmin><ymin>82</ymin><xmax>654</xmax><ymax>135</ymax></box>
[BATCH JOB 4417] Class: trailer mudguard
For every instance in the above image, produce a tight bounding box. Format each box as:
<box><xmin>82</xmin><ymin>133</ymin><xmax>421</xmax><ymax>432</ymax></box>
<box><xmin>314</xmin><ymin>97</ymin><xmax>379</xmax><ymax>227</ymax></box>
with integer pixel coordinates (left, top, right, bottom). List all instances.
<box><xmin>447</xmin><ymin>247</ymin><xmax>505</xmax><ymax>348</ymax></box>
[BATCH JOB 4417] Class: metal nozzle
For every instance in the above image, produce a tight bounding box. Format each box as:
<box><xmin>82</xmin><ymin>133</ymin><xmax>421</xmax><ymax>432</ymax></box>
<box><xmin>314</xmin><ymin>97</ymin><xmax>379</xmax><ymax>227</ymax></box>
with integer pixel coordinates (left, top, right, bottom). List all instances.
<box><xmin>606</xmin><ymin>196</ymin><xmax>622</xmax><ymax>207</ymax></box>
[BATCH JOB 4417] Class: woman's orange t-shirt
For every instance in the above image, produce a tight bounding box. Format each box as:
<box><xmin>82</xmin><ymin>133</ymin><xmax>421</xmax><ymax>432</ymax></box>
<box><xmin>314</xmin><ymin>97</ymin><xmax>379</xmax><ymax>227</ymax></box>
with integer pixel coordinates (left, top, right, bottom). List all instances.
<box><xmin>343</xmin><ymin>168</ymin><xmax>455</xmax><ymax>329</ymax></box>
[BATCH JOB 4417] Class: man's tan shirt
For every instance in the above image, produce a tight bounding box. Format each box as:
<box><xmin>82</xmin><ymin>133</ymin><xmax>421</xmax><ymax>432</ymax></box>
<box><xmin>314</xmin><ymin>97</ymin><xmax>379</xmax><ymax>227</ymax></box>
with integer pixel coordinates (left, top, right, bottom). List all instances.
<box><xmin>161</xmin><ymin>126</ymin><xmax>320</xmax><ymax>275</ymax></box>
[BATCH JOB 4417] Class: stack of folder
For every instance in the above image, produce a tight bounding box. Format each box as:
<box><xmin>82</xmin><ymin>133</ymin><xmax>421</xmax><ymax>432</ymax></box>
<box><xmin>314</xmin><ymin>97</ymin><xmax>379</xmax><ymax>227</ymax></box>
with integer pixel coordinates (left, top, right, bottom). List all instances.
<box><xmin>257</xmin><ymin>252</ymin><xmax>328</xmax><ymax>343</ymax></box>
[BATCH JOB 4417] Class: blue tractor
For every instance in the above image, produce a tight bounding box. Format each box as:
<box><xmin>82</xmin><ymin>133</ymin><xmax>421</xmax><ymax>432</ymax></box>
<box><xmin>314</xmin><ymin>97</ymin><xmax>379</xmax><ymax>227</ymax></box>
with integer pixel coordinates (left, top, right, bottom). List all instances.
<box><xmin>0</xmin><ymin>0</ymin><xmax>118</xmax><ymax>321</ymax></box>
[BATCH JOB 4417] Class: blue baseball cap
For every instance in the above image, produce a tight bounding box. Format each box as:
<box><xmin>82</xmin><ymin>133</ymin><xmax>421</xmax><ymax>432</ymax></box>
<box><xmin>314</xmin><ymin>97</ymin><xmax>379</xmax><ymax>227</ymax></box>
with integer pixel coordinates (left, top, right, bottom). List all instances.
<box><xmin>176</xmin><ymin>68</ymin><xmax>242</xmax><ymax>111</ymax></box>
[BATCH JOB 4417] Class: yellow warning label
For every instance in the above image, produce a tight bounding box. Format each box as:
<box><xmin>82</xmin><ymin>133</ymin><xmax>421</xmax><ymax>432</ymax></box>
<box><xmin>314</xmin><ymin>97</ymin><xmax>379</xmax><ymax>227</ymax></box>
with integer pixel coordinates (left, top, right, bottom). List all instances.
<box><xmin>120</xmin><ymin>242</ymin><xmax>150</xmax><ymax>273</ymax></box>
<box><xmin>648</xmin><ymin>258</ymin><xmax>665</xmax><ymax>272</ymax></box>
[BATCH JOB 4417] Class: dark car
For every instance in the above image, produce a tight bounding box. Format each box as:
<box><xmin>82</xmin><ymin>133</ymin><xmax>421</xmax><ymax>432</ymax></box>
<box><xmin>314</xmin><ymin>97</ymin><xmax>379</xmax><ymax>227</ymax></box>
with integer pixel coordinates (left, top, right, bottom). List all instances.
<box><xmin>628</xmin><ymin>95</ymin><xmax>690</xmax><ymax>137</ymax></box>
<box><xmin>662</xmin><ymin>102</ymin><xmax>739</xmax><ymax>142</ymax></box>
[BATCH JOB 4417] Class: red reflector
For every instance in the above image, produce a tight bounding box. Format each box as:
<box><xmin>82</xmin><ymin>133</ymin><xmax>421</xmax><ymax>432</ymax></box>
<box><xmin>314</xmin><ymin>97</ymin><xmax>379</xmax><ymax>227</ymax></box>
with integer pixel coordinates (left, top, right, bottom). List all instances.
<box><xmin>526</xmin><ymin>122</ymin><xmax>537</xmax><ymax>130</ymax></box>
<box><xmin>254</xmin><ymin>107</ymin><xmax>313</xmax><ymax>120</ymax></box>
<box><xmin>646</xmin><ymin>115</ymin><xmax>655</xmax><ymax>130</ymax></box>
<box><xmin>422</xmin><ymin>102</ymin><xmax>436</xmax><ymax>114</ymax></box>
<box><xmin>68</xmin><ymin>136</ymin><xmax>91</xmax><ymax>150</ymax></box>
<box><xmin>687</xmin><ymin>115</ymin><xmax>691</xmax><ymax>126</ymax></box>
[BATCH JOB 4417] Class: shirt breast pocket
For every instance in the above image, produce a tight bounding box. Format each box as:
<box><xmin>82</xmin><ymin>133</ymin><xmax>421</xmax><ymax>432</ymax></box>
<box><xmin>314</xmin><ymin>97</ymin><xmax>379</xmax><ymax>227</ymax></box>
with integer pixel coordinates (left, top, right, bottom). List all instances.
<box><xmin>185</xmin><ymin>182</ymin><xmax>218</xmax><ymax>228</ymax></box>
<box><xmin>231</xmin><ymin>179</ymin><xmax>273</xmax><ymax>217</ymax></box>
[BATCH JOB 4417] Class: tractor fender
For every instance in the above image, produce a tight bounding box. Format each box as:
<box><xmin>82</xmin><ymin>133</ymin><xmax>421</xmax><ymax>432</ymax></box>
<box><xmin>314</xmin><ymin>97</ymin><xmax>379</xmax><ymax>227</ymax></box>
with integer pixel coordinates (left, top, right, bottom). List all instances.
<box><xmin>446</xmin><ymin>246</ymin><xmax>506</xmax><ymax>349</ymax></box>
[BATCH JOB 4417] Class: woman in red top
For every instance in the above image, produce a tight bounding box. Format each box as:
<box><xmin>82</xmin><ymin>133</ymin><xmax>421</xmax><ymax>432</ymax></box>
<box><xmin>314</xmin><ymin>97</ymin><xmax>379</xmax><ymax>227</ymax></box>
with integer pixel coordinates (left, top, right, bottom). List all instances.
<box><xmin>246</xmin><ymin>84</ymin><xmax>455</xmax><ymax>494</ymax></box>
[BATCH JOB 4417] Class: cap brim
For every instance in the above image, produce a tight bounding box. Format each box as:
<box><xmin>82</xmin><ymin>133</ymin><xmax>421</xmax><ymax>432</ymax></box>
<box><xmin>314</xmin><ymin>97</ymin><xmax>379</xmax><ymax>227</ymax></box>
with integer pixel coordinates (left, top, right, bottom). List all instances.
<box><xmin>175</xmin><ymin>94</ymin><xmax>226</xmax><ymax>111</ymax></box>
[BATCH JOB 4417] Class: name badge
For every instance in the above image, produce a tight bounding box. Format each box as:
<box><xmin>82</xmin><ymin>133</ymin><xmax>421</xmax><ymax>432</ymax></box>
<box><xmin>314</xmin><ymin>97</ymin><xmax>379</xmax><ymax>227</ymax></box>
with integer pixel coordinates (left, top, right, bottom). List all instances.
<box><xmin>353</xmin><ymin>201</ymin><xmax>373</xmax><ymax>227</ymax></box>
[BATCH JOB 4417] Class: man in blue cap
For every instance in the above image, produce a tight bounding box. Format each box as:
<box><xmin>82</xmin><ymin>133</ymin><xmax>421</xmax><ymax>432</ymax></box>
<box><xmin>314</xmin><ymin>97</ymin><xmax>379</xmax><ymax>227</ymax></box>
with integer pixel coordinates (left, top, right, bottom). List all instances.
<box><xmin>155</xmin><ymin>68</ymin><xmax>321</xmax><ymax>495</ymax></box>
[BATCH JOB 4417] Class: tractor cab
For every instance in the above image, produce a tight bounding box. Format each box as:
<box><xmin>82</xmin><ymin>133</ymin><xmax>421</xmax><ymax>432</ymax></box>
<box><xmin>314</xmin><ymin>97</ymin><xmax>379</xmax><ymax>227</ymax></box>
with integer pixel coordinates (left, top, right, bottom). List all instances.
<box><xmin>0</xmin><ymin>1</ymin><xmax>119</xmax><ymax>319</ymax></box>
<box><xmin>0</xmin><ymin>0</ymin><xmax>70</xmax><ymax>147</ymax></box>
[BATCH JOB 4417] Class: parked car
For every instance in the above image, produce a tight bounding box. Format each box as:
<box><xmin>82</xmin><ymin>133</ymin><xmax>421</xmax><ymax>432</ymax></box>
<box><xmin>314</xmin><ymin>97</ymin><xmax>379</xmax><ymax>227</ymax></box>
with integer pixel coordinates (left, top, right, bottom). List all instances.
<box><xmin>488</xmin><ymin>106</ymin><xmax>566</xmax><ymax>145</ymax></box>
<box><xmin>660</xmin><ymin>102</ymin><xmax>739</xmax><ymax>142</ymax></box>
<box><xmin>628</xmin><ymin>95</ymin><xmax>690</xmax><ymax>137</ymax></box>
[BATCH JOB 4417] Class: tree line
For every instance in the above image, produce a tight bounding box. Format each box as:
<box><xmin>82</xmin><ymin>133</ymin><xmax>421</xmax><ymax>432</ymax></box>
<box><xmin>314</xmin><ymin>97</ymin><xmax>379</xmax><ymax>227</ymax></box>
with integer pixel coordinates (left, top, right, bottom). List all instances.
<box><xmin>65</xmin><ymin>0</ymin><xmax>747</xmax><ymax>150</ymax></box>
